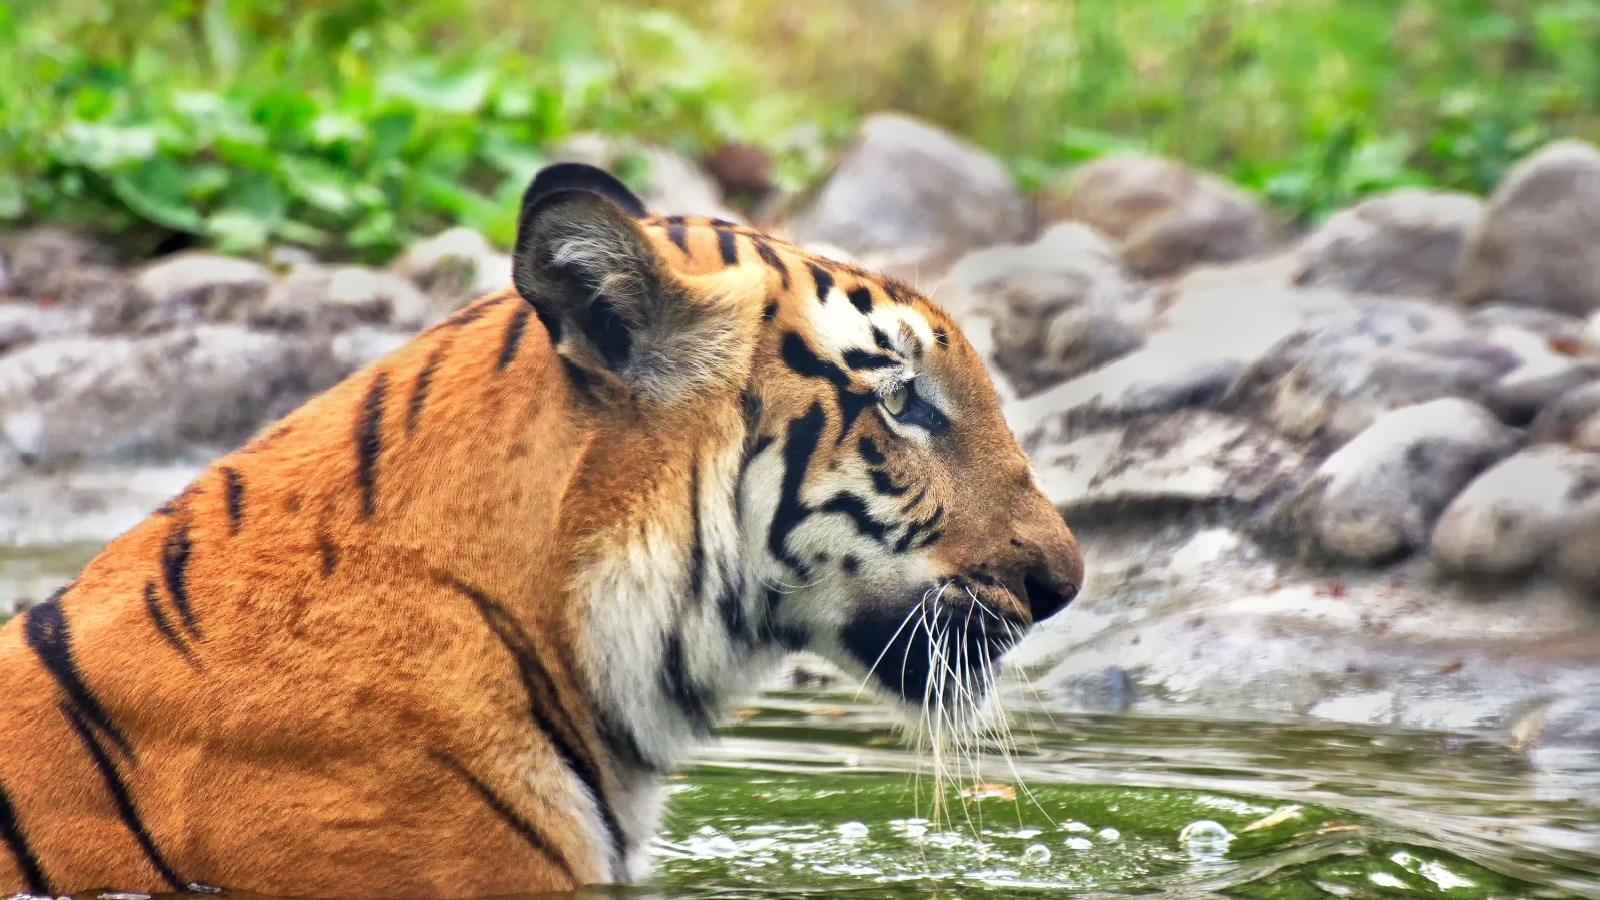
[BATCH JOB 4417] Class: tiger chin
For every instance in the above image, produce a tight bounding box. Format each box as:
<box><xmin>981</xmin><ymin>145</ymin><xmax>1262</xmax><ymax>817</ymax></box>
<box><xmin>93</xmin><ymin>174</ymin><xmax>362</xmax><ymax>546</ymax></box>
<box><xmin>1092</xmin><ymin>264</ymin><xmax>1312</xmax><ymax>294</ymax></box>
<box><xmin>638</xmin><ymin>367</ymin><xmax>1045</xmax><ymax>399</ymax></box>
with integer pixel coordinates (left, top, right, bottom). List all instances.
<box><xmin>0</xmin><ymin>163</ymin><xmax>1083</xmax><ymax>898</ymax></box>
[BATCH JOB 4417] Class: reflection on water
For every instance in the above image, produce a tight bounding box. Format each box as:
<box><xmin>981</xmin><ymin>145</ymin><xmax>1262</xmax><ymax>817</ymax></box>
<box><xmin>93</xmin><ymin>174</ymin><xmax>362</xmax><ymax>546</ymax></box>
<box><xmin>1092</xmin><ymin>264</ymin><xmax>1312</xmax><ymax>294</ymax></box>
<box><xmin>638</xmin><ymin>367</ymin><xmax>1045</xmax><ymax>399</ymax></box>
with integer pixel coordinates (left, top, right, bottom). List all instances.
<box><xmin>31</xmin><ymin>685</ymin><xmax>1600</xmax><ymax>900</ymax></box>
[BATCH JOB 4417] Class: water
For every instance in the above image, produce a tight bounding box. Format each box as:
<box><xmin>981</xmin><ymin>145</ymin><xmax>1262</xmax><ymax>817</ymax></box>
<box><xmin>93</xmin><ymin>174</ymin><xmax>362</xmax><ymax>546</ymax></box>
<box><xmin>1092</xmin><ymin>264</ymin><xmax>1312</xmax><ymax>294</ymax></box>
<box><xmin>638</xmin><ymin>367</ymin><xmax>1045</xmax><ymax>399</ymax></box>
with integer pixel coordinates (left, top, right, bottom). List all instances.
<box><xmin>631</xmin><ymin>685</ymin><xmax>1600</xmax><ymax>899</ymax></box>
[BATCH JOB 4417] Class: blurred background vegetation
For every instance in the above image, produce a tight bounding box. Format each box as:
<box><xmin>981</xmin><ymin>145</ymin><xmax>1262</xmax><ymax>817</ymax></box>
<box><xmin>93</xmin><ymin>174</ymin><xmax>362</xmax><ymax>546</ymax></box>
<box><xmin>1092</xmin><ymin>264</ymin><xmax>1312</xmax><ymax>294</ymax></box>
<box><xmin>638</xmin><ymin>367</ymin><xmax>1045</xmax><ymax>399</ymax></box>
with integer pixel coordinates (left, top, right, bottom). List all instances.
<box><xmin>2</xmin><ymin>0</ymin><xmax>1598</xmax><ymax>262</ymax></box>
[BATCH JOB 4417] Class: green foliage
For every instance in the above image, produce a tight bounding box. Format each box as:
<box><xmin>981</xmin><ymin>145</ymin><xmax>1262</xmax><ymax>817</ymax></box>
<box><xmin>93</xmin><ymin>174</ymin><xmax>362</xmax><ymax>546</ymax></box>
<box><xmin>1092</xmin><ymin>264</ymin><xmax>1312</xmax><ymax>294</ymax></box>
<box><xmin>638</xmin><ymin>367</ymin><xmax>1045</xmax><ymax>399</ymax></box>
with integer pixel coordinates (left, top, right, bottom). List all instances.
<box><xmin>3</xmin><ymin>0</ymin><xmax>1599</xmax><ymax>258</ymax></box>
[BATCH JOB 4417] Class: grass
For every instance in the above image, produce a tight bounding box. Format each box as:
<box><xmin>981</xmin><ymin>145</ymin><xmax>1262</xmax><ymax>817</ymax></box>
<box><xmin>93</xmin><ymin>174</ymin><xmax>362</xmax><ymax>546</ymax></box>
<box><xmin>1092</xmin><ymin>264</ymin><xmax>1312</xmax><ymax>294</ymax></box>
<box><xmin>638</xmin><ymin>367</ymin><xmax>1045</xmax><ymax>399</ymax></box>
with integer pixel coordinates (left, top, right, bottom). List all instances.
<box><xmin>2</xmin><ymin>0</ymin><xmax>1598</xmax><ymax>261</ymax></box>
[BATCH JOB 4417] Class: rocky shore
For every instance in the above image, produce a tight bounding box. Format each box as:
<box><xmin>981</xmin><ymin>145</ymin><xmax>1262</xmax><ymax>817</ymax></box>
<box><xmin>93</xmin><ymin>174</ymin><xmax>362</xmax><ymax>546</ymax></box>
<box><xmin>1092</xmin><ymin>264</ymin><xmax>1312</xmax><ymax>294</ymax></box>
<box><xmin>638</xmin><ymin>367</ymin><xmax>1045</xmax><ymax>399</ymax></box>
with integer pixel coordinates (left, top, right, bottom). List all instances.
<box><xmin>5</xmin><ymin>114</ymin><xmax>1600</xmax><ymax>753</ymax></box>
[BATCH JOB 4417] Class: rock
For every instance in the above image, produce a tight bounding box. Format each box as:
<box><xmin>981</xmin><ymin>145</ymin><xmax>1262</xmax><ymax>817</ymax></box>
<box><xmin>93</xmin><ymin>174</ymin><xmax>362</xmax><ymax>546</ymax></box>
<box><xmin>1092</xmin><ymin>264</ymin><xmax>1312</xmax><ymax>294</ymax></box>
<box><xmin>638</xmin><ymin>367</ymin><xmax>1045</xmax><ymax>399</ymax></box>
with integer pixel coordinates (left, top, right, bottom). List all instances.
<box><xmin>255</xmin><ymin>264</ymin><xmax>435</xmax><ymax>332</ymax></box>
<box><xmin>1037</xmin><ymin>154</ymin><xmax>1275</xmax><ymax>277</ymax></box>
<box><xmin>1457</xmin><ymin>140</ymin><xmax>1600</xmax><ymax>316</ymax></box>
<box><xmin>113</xmin><ymin>252</ymin><xmax>275</xmax><ymax>333</ymax></box>
<box><xmin>1471</xmin><ymin>305</ymin><xmax>1587</xmax><ymax>347</ymax></box>
<box><xmin>1482</xmin><ymin>340</ymin><xmax>1599</xmax><ymax>426</ymax></box>
<box><xmin>934</xmin><ymin>223</ymin><xmax>1146</xmax><ymax>396</ymax></box>
<box><xmin>551</xmin><ymin>135</ymin><xmax>740</xmax><ymax>222</ymax></box>
<box><xmin>1294</xmin><ymin>189</ymin><xmax>1482</xmax><ymax>296</ymax></box>
<box><xmin>0</xmin><ymin>303</ymin><xmax>91</xmax><ymax>354</ymax></box>
<box><xmin>391</xmin><ymin>227</ymin><xmax>511</xmax><ymax>303</ymax></box>
<box><xmin>332</xmin><ymin>327</ymin><xmax>413</xmax><ymax>369</ymax></box>
<box><xmin>0</xmin><ymin>327</ymin><xmax>346</xmax><ymax>465</ymax></box>
<box><xmin>1431</xmin><ymin>446</ymin><xmax>1600</xmax><ymax>579</ymax></box>
<box><xmin>702</xmin><ymin>142</ymin><xmax>776</xmax><ymax>205</ymax></box>
<box><xmin>789</xmin><ymin>114</ymin><xmax>1028</xmax><ymax>277</ymax></box>
<box><xmin>1554</xmin><ymin>495</ymin><xmax>1600</xmax><ymax>591</ymax></box>
<box><xmin>1273</xmin><ymin>399</ymin><xmax>1517</xmax><ymax>565</ymax></box>
<box><xmin>1530</xmin><ymin>381</ymin><xmax>1600</xmax><ymax>443</ymax></box>
<box><xmin>6</xmin><ymin>229</ymin><xmax>112</xmax><ymax>298</ymax></box>
<box><xmin>1028</xmin><ymin>410</ymin><xmax>1305</xmax><ymax>516</ymax></box>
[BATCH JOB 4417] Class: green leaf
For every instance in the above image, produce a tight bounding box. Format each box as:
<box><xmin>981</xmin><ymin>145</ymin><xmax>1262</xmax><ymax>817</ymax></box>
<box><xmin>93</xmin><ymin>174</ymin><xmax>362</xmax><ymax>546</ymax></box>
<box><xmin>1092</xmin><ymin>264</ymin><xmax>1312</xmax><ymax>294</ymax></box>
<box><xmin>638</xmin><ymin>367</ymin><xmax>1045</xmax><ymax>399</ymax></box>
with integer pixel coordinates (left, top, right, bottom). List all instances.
<box><xmin>205</xmin><ymin>209</ymin><xmax>271</xmax><ymax>254</ymax></box>
<box><xmin>0</xmin><ymin>173</ymin><xmax>24</xmax><ymax>220</ymax></box>
<box><xmin>111</xmin><ymin>161</ymin><xmax>206</xmax><ymax>233</ymax></box>
<box><xmin>56</xmin><ymin>121</ymin><xmax>160</xmax><ymax>171</ymax></box>
<box><xmin>377</xmin><ymin>63</ymin><xmax>492</xmax><ymax>114</ymax></box>
<box><xmin>278</xmin><ymin>154</ymin><xmax>356</xmax><ymax>215</ymax></box>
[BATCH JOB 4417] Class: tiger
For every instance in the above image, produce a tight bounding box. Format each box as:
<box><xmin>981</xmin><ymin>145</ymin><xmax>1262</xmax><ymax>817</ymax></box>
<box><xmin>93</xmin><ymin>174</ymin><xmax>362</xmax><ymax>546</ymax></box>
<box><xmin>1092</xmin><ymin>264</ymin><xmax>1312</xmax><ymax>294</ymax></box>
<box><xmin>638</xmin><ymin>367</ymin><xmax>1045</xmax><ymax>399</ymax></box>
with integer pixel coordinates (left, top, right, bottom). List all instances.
<box><xmin>0</xmin><ymin>162</ymin><xmax>1083</xmax><ymax>898</ymax></box>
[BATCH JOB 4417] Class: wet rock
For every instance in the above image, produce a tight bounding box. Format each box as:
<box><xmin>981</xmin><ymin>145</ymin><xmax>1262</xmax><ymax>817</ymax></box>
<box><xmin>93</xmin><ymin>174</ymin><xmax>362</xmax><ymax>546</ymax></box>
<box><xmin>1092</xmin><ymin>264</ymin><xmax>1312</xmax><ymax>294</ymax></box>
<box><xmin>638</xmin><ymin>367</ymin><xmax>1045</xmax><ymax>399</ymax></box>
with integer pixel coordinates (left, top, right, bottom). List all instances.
<box><xmin>1530</xmin><ymin>381</ymin><xmax>1600</xmax><ymax>443</ymax></box>
<box><xmin>112</xmin><ymin>252</ymin><xmax>274</xmax><ymax>333</ymax></box>
<box><xmin>1457</xmin><ymin>140</ymin><xmax>1600</xmax><ymax>316</ymax></box>
<box><xmin>0</xmin><ymin>327</ymin><xmax>345</xmax><ymax>465</ymax></box>
<box><xmin>254</xmin><ymin>265</ymin><xmax>434</xmax><ymax>332</ymax></box>
<box><xmin>1272</xmin><ymin>399</ymin><xmax>1517</xmax><ymax>565</ymax></box>
<box><xmin>551</xmin><ymin>134</ymin><xmax>741</xmax><ymax>222</ymax></box>
<box><xmin>6</xmin><ymin>229</ymin><xmax>113</xmax><ymax>298</ymax></box>
<box><xmin>1294</xmin><ymin>189</ymin><xmax>1482</xmax><ymax>296</ymax></box>
<box><xmin>1028</xmin><ymin>410</ymin><xmax>1305</xmax><ymax>517</ymax></box>
<box><xmin>935</xmin><ymin>223</ymin><xmax>1146</xmax><ymax>396</ymax></box>
<box><xmin>1554</xmin><ymin>496</ymin><xmax>1600</xmax><ymax>591</ymax></box>
<box><xmin>1037</xmin><ymin>154</ymin><xmax>1275</xmax><ymax>277</ymax></box>
<box><xmin>1431</xmin><ymin>446</ymin><xmax>1600</xmax><ymax>579</ymax></box>
<box><xmin>0</xmin><ymin>303</ymin><xmax>91</xmax><ymax>354</ymax></box>
<box><xmin>790</xmin><ymin>114</ymin><xmax>1028</xmax><ymax>277</ymax></box>
<box><xmin>391</xmin><ymin>227</ymin><xmax>512</xmax><ymax>304</ymax></box>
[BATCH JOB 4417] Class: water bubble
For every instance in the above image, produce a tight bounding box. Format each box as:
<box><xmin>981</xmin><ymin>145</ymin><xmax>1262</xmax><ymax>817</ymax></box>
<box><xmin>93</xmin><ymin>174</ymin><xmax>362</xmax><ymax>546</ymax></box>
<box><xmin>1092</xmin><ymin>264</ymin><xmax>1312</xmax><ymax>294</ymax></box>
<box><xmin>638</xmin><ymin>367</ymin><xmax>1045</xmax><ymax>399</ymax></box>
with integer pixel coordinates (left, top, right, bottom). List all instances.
<box><xmin>1014</xmin><ymin>828</ymin><xmax>1042</xmax><ymax>839</ymax></box>
<box><xmin>1098</xmin><ymin>827</ymin><xmax>1121</xmax><ymax>842</ymax></box>
<box><xmin>701</xmin><ymin>834</ymin><xmax>740</xmax><ymax>858</ymax></box>
<box><xmin>837</xmin><ymin>821</ymin><xmax>870</xmax><ymax>839</ymax></box>
<box><xmin>1021</xmin><ymin>843</ymin><xmax>1052</xmax><ymax>865</ymax></box>
<box><xmin>1061</xmin><ymin>820</ymin><xmax>1092</xmax><ymax>833</ymax></box>
<box><xmin>1179</xmin><ymin>819</ymin><xmax>1235</xmax><ymax>857</ymax></box>
<box><xmin>1064</xmin><ymin>836</ymin><xmax>1094</xmax><ymax>851</ymax></box>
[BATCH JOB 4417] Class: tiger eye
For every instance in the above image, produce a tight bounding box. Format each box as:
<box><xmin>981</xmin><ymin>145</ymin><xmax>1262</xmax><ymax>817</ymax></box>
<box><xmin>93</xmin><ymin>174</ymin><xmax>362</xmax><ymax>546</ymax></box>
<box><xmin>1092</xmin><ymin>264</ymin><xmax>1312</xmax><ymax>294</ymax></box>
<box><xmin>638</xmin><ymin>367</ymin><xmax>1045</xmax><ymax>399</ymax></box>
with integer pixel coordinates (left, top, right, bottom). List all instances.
<box><xmin>881</xmin><ymin>382</ymin><xmax>910</xmax><ymax>416</ymax></box>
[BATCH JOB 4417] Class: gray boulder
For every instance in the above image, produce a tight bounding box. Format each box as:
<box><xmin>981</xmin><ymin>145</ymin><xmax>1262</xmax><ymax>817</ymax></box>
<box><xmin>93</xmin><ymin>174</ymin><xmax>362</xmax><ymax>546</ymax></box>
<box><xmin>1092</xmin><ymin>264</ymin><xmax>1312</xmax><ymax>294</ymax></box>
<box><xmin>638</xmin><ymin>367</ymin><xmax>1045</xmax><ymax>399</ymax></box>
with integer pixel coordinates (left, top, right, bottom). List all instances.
<box><xmin>1480</xmin><ymin>327</ymin><xmax>1599</xmax><ymax>425</ymax></box>
<box><xmin>111</xmin><ymin>252</ymin><xmax>275</xmax><ymax>333</ymax></box>
<box><xmin>1037</xmin><ymin>153</ymin><xmax>1275</xmax><ymax>277</ymax></box>
<box><xmin>1294</xmin><ymin>189</ymin><xmax>1482</xmax><ymax>296</ymax></box>
<box><xmin>6</xmin><ymin>229</ymin><xmax>113</xmax><ymax>298</ymax></box>
<box><xmin>1028</xmin><ymin>410</ymin><xmax>1304</xmax><ymax>516</ymax></box>
<box><xmin>1530</xmin><ymin>380</ymin><xmax>1600</xmax><ymax>443</ymax></box>
<box><xmin>391</xmin><ymin>227</ymin><xmax>512</xmax><ymax>302</ymax></box>
<box><xmin>1431</xmin><ymin>445</ymin><xmax>1600</xmax><ymax>579</ymax></box>
<box><xmin>1273</xmin><ymin>399</ymin><xmax>1517</xmax><ymax>565</ymax></box>
<box><xmin>1554</xmin><ymin>494</ymin><xmax>1600</xmax><ymax>591</ymax></box>
<box><xmin>0</xmin><ymin>327</ymin><xmax>346</xmax><ymax>465</ymax></box>
<box><xmin>1457</xmin><ymin>140</ymin><xmax>1600</xmax><ymax>315</ymax></box>
<box><xmin>1471</xmin><ymin>305</ymin><xmax>1587</xmax><ymax>346</ymax></box>
<box><xmin>0</xmin><ymin>303</ymin><xmax>91</xmax><ymax>354</ymax></box>
<box><xmin>790</xmin><ymin>114</ymin><xmax>1028</xmax><ymax>277</ymax></box>
<box><xmin>254</xmin><ymin>264</ymin><xmax>435</xmax><ymax>332</ymax></box>
<box><xmin>935</xmin><ymin>223</ymin><xmax>1146</xmax><ymax>397</ymax></box>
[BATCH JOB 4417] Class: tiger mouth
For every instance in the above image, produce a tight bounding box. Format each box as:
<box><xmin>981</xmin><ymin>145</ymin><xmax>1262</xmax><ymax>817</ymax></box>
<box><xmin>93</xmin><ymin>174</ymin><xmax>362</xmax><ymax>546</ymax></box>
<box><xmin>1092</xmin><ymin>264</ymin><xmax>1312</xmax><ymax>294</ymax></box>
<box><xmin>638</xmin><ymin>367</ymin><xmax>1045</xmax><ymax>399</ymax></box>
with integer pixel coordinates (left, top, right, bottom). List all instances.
<box><xmin>840</xmin><ymin>587</ymin><xmax>1028</xmax><ymax>711</ymax></box>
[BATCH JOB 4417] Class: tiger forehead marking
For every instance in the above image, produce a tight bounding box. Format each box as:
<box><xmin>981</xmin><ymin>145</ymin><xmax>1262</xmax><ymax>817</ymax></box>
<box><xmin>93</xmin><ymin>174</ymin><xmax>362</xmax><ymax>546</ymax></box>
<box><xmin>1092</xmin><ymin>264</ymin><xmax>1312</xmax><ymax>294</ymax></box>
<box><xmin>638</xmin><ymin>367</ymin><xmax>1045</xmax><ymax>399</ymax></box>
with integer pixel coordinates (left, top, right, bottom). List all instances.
<box><xmin>0</xmin><ymin>163</ymin><xmax>1082</xmax><ymax>899</ymax></box>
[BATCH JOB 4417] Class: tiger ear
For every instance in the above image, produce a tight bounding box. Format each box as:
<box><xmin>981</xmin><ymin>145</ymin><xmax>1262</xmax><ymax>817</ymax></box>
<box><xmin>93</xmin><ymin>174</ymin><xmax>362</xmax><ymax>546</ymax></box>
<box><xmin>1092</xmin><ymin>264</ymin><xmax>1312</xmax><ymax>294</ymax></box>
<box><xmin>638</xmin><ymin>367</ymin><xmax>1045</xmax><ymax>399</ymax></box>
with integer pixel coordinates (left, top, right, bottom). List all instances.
<box><xmin>512</xmin><ymin>164</ymin><xmax>734</xmax><ymax>405</ymax></box>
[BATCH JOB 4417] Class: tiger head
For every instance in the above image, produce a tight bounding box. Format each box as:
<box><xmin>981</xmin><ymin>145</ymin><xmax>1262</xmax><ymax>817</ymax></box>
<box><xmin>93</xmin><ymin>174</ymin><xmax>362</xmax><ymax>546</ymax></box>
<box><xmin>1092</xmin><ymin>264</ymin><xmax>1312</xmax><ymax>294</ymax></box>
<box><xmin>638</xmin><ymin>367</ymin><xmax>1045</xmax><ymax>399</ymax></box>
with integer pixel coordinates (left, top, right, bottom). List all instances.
<box><xmin>513</xmin><ymin>164</ymin><xmax>1083</xmax><ymax>761</ymax></box>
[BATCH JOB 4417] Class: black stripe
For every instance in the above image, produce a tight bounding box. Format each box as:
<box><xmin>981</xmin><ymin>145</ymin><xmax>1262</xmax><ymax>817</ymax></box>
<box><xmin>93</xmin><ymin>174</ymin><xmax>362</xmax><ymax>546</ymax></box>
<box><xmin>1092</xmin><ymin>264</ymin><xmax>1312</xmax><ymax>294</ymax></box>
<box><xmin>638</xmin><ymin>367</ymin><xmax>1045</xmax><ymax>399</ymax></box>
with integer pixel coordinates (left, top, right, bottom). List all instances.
<box><xmin>143</xmin><ymin>581</ymin><xmax>195</xmax><ymax>664</ymax></box>
<box><xmin>318</xmin><ymin>535</ymin><xmax>339</xmax><ymax>578</ymax></box>
<box><xmin>0</xmin><ymin>779</ymin><xmax>48</xmax><ymax>895</ymax></box>
<box><xmin>708</xmin><ymin>217</ymin><xmax>737</xmax><ymax>228</ymax></box>
<box><xmin>847</xmin><ymin>286</ymin><xmax>874</xmax><ymax>315</ymax></box>
<box><xmin>438</xmin><ymin>295</ymin><xmax>506</xmax><ymax>331</ymax></box>
<box><xmin>60</xmin><ymin>703</ymin><xmax>181</xmax><ymax>890</ymax></box>
<box><xmin>445</xmin><ymin>578</ymin><xmax>622</xmax><ymax>881</ymax></box>
<box><xmin>598</xmin><ymin>713</ymin><xmax>666</xmax><ymax>775</ymax></box>
<box><xmin>659</xmin><ymin>215</ymin><xmax>689</xmax><ymax>225</ymax></box>
<box><xmin>160</xmin><ymin>519</ymin><xmax>198</xmax><ymax>638</ymax></box>
<box><xmin>817</xmin><ymin>492</ymin><xmax>891</xmax><ymax>542</ymax></box>
<box><xmin>842</xmin><ymin>348</ymin><xmax>900</xmax><ymax>371</ymax></box>
<box><xmin>869</xmin><ymin>467</ymin><xmax>909</xmax><ymax>496</ymax></box>
<box><xmin>24</xmin><ymin>595</ymin><xmax>132</xmax><ymax>757</ymax></box>
<box><xmin>685</xmin><ymin>462</ymin><xmax>706</xmax><ymax>604</ymax></box>
<box><xmin>497</xmin><ymin>305</ymin><xmax>532</xmax><ymax>372</ymax></box>
<box><xmin>932</xmin><ymin>327</ymin><xmax>949</xmax><ymax>347</ymax></box>
<box><xmin>752</xmin><ymin>239</ymin><xmax>790</xmax><ymax>289</ymax></box>
<box><xmin>660</xmin><ymin>631</ymin><xmax>714</xmax><ymax>735</ymax></box>
<box><xmin>408</xmin><ymin>341</ymin><xmax>452</xmax><ymax>434</ymax></box>
<box><xmin>221</xmin><ymin>467</ymin><xmax>244</xmax><ymax>533</ymax></box>
<box><xmin>807</xmin><ymin>263</ymin><xmax>833</xmax><ymax>304</ymax></box>
<box><xmin>858</xmin><ymin>436</ymin><xmax>886</xmax><ymax>466</ymax></box>
<box><xmin>716</xmin><ymin>228</ymin><xmax>738</xmax><ymax>266</ymax></box>
<box><xmin>780</xmin><ymin>332</ymin><xmax>875</xmax><ymax>440</ymax></box>
<box><xmin>431</xmin><ymin>752</ymin><xmax>576</xmax><ymax>884</ymax></box>
<box><xmin>355</xmin><ymin>372</ymin><xmax>388</xmax><ymax>519</ymax></box>
<box><xmin>664</xmin><ymin>222</ymin><xmax>689</xmax><ymax>254</ymax></box>
<box><xmin>871</xmin><ymin>326</ymin><xmax>895</xmax><ymax>352</ymax></box>
<box><xmin>762</xmin><ymin>300</ymin><xmax>778</xmax><ymax>322</ymax></box>
<box><xmin>716</xmin><ymin>579</ymin><xmax>750</xmax><ymax>645</ymax></box>
<box><xmin>768</xmin><ymin>402</ymin><xmax>826</xmax><ymax>575</ymax></box>
<box><xmin>896</xmin><ymin>504</ymin><xmax>946</xmax><ymax>553</ymax></box>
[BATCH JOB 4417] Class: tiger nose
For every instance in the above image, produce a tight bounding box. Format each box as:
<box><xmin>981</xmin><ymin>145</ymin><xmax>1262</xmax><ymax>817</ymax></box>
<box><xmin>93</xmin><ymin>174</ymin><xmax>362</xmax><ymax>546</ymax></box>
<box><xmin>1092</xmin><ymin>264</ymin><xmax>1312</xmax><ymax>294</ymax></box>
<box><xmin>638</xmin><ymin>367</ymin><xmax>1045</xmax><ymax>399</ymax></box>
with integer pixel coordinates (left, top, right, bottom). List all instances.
<box><xmin>1019</xmin><ymin>557</ymin><xmax>1080</xmax><ymax>623</ymax></box>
